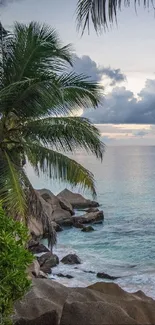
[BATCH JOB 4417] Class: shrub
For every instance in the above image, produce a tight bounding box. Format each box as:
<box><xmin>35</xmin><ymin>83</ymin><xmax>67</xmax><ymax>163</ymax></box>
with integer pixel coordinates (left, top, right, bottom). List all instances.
<box><xmin>0</xmin><ymin>206</ymin><xmax>33</xmax><ymax>325</ymax></box>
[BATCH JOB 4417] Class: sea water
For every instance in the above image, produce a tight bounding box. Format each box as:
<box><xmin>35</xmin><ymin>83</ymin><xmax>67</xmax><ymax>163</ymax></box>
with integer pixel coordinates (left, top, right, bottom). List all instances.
<box><xmin>28</xmin><ymin>146</ymin><xmax>155</xmax><ymax>298</ymax></box>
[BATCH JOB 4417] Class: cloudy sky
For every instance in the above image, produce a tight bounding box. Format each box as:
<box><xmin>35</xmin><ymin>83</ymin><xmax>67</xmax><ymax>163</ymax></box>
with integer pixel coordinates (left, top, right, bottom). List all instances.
<box><xmin>1</xmin><ymin>0</ymin><xmax>155</xmax><ymax>145</ymax></box>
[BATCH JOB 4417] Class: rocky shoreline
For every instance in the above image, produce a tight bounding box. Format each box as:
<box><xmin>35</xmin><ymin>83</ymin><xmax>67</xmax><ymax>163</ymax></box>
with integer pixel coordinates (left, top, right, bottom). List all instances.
<box><xmin>14</xmin><ymin>278</ymin><xmax>155</xmax><ymax>325</ymax></box>
<box><xmin>28</xmin><ymin>188</ymin><xmax>105</xmax><ymax>281</ymax></box>
<box><xmin>14</xmin><ymin>188</ymin><xmax>155</xmax><ymax>325</ymax></box>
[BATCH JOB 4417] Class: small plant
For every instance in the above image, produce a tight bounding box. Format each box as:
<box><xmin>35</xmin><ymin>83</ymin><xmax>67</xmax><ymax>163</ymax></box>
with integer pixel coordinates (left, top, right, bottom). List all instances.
<box><xmin>0</xmin><ymin>205</ymin><xmax>33</xmax><ymax>325</ymax></box>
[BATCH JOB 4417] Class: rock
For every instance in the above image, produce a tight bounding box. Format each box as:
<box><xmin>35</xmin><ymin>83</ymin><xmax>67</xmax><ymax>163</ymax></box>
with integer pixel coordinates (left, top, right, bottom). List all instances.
<box><xmin>93</xmin><ymin>220</ymin><xmax>103</xmax><ymax>225</ymax></box>
<box><xmin>28</xmin><ymin>239</ymin><xmax>39</xmax><ymax>248</ymax></box>
<box><xmin>37</xmin><ymin>270</ymin><xmax>48</xmax><ymax>279</ymax></box>
<box><xmin>14</xmin><ymin>279</ymin><xmax>70</xmax><ymax>324</ymax></box>
<box><xmin>85</xmin><ymin>207</ymin><xmax>100</xmax><ymax>213</ymax></box>
<box><xmin>58</xmin><ymin>197</ymin><xmax>74</xmax><ymax>215</ymax></box>
<box><xmin>57</xmin><ymin>189</ymin><xmax>99</xmax><ymax>209</ymax></box>
<box><xmin>55</xmin><ymin>273</ymin><xmax>74</xmax><ymax>279</ymax></box>
<box><xmin>28</xmin><ymin>242</ymin><xmax>49</xmax><ymax>254</ymax></box>
<box><xmin>51</xmin><ymin>209</ymin><xmax>73</xmax><ymax>227</ymax></box>
<box><xmin>73</xmin><ymin>222</ymin><xmax>84</xmax><ymax>229</ymax></box>
<box><xmin>37</xmin><ymin>189</ymin><xmax>73</xmax><ymax>227</ymax></box>
<box><xmin>38</xmin><ymin>188</ymin><xmax>74</xmax><ymax>216</ymax></box>
<box><xmin>83</xmin><ymin>270</ymin><xmax>96</xmax><ymax>274</ymax></box>
<box><xmin>38</xmin><ymin>189</ymin><xmax>61</xmax><ymax>207</ymax></box>
<box><xmin>14</xmin><ymin>311</ymin><xmax>58</xmax><ymax>325</ymax></box>
<box><xmin>73</xmin><ymin>210</ymin><xmax>104</xmax><ymax>225</ymax></box>
<box><xmin>51</xmin><ymin>221</ymin><xmax>63</xmax><ymax>232</ymax></box>
<box><xmin>97</xmin><ymin>272</ymin><xmax>119</xmax><ymax>280</ymax></box>
<box><xmin>28</xmin><ymin>260</ymin><xmax>40</xmax><ymax>278</ymax></box>
<box><xmin>27</xmin><ymin>216</ymin><xmax>44</xmax><ymax>238</ymax></box>
<box><xmin>60</xmin><ymin>300</ymin><xmax>138</xmax><ymax>325</ymax></box>
<box><xmin>61</xmin><ymin>254</ymin><xmax>81</xmax><ymax>265</ymax></box>
<box><xmin>14</xmin><ymin>279</ymin><xmax>155</xmax><ymax>325</ymax></box>
<box><xmin>38</xmin><ymin>252</ymin><xmax>59</xmax><ymax>274</ymax></box>
<box><xmin>81</xmin><ymin>226</ymin><xmax>94</xmax><ymax>232</ymax></box>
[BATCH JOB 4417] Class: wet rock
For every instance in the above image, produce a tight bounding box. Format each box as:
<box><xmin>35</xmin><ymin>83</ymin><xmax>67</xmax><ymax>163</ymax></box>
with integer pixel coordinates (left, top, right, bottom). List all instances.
<box><xmin>73</xmin><ymin>222</ymin><xmax>84</xmax><ymax>229</ymax></box>
<box><xmin>28</xmin><ymin>242</ymin><xmax>49</xmax><ymax>254</ymax></box>
<box><xmin>83</xmin><ymin>270</ymin><xmax>96</xmax><ymax>274</ymax></box>
<box><xmin>57</xmin><ymin>189</ymin><xmax>99</xmax><ymax>209</ymax></box>
<box><xmin>81</xmin><ymin>226</ymin><xmax>95</xmax><ymax>232</ymax></box>
<box><xmin>85</xmin><ymin>207</ymin><xmax>100</xmax><ymax>213</ymax></box>
<box><xmin>97</xmin><ymin>272</ymin><xmax>119</xmax><ymax>280</ymax></box>
<box><xmin>55</xmin><ymin>273</ymin><xmax>74</xmax><ymax>279</ymax></box>
<box><xmin>73</xmin><ymin>210</ymin><xmax>104</xmax><ymax>225</ymax></box>
<box><xmin>61</xmin><ymin>254</ymin><xmax>81</xmax><ymax>265</ymax></box>
<box><xmin>93</xmin><ymin>220</ymin><xmax>103</xmax><ymax>225</ymax></box>
<box><xmin>38</xmin><ymin>252</ymin><xmax>59</xmax><ymax>274</ymax></box>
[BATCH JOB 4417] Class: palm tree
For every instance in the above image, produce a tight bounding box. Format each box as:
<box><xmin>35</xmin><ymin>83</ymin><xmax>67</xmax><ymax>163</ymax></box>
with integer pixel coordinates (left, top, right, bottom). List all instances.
<box><xmin>0</xmin><ymin>22</ymin><xmax>104</xmax><ymax>244</ymax></box>
<box><xmin>76</xmin><ymin>0</ymin><xmax>153</xmax><ymax>33</ymax></box>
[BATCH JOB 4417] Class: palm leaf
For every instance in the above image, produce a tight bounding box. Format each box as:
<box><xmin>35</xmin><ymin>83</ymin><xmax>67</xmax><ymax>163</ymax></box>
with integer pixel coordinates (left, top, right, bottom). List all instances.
<box><xmin>25</xmin><ymin>144</ymin><xmax>97</xmax><ymax>197</ymax></box>
<box><xmin>0</xmin><ymin>72</ymin><xmax>102</xmax><ymax>118</ymax></box>
<box><xmin>23</xmin><ymin>116</ymin><xmax>105</xmax><ymax>159</ymax></box>
<box><xmin>3</xmin><ymin>21</ymin><xmax>73</xmax><ymax>85</ymax></box>
<box><xmin>0</xmin><ymin>149</ymin><xmax>26</xmax><ymax>217</ymax></box>
<box><xmin>76</xmin><ymin>0</ymin><xmax>152</xmax><ymax>33</ymax></box>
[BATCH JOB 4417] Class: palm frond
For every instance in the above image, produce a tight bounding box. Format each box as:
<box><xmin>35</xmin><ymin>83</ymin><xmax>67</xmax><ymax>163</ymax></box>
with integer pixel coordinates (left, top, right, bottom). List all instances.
<box><xmin>3</xmin><ymin>21</ymin><xmax>73</xmax><ymax>85</ymax></box>
<box><xmin>25</xmin><ymin>144</ymin><xmax>97</xmax><ymax>197</ymax></box>
<box><xmin>76</xmin><ymin>0</ymin><xmax>152</xmax><ymax>33</ymax></box>
<box><xmin>0</xmin><ymin>149</ymin><xmax>26</xmax><ymax>217</ymax></box>
<box><xmin>0</xmin><ymin>72</ymin><xmax>102</xmax><ymax>118</ymax></box>
<box><xmin>23</xmin><ymin>116</ymin><xmax>105</xmax><ymax>160</ymax></box>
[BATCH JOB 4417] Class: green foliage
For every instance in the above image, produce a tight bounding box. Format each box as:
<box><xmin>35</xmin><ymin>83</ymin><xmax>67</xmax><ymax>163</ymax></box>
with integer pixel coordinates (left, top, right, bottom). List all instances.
<box><xmin>0</xmin><ymin>205</ymin><xmax>33</xmax><ymax>325</ymax></box>
<box><xmin>76</xmin><ymin>0</ymin><xmax>151</xmax><ymax>33</ymax></box>
<box><xmin>0</xmin><ymin>21</ymin><xmax>104</xmax><ymax>220</ymax></box>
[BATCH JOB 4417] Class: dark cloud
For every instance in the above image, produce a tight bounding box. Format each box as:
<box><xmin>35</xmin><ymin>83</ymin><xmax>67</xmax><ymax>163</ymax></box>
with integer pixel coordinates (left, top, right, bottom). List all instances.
<box><xmin>73</xmin><ymin>55</ymin><xmax>126</xmax><ymax>86</ymax></box>
<box><xmin>83</xmin><ymin>79</ymin><xmax>155</xmax><ymax>124</ymax></box>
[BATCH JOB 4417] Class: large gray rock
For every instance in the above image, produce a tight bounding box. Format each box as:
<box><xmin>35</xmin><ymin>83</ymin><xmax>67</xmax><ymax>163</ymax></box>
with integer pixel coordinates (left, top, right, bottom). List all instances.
<box><xmin>61</xmin><ymin>254</ymin><xmax>81</xmax><ymax>265</ymax></box>
<box><xmin>58</xmin><ymin>197</ymin><xmax>74</xmax><ymax>215</ymax></box>
<box><xmin>14</xmin><ymin>279</ymin><xmax>71</xmax><ymax>324</ymax></box>
<box><xmin>15</xmin><ymin>311</ymin><xmax>58</xmax><ymax>325</ymax></box>
<box><xmin>51</xmin><ymin>209</ymin><xmax>73</xmax><ymax>226</ymax></box>
<box><xmin>73</xmin><ymin>210</ymin><xmax>104</xmax><ymax>225</ymax></box>
<box><xmin>37</xmin><ymin>189</ymin><xmax>73</xmax><ymax>227</ymax></box>
<box><xmin>38</xmin><ymin>252</ymin><xmax>59</xmax><ymax>274</ymax></box>
<box><xmin>57</xmin><ymin>189</ymin><xmax>99</xmax><ymax>209</ymax></box>
<box><xmin>14</xmin><ymin>279</ymin><xmax>155</xmax><ymax>325</ymax></box>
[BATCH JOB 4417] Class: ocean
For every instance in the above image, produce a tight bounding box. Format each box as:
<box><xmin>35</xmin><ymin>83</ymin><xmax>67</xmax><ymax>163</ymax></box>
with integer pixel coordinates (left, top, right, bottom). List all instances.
<box><xmin>28</xmin><ymin>146</ymin><xmax>155</xmax><ymax>298</ymax></box>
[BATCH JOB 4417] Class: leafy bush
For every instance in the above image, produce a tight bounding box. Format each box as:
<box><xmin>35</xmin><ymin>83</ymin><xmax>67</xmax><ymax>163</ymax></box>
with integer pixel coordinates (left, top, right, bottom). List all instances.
<box><xmin>0</xmin><ymin>206</ymin><xmax>33</xmax><ymax>325</ymax></box>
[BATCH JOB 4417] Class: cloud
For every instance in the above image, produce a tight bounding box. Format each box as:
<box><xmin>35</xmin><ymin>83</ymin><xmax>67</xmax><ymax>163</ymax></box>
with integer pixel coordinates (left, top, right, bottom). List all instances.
<box><xmin>73</xmin><ymin>55</ymin><xmax>126</xmax><ymax>86</ymax></box>
<box><xmin>83</xmin><ymin>79</ymin><xmax>155</xmax><ymax>124</ymax></box>
<box><xmin>0</xmin><ymin>0</ymin><xmax>17</xmax><ymax>4</ymax></box>
<box><xmin>134</xmin><ymin>130</ymin><xmax>148</xmax><ymax>137</ymax></box>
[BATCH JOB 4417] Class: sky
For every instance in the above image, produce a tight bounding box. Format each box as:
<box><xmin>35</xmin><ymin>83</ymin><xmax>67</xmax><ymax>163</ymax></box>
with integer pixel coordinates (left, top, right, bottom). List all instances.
<box><xmin>1</xmin><ymin>0</ymin><xmax>155</xmax><ymax>145</ymax></box>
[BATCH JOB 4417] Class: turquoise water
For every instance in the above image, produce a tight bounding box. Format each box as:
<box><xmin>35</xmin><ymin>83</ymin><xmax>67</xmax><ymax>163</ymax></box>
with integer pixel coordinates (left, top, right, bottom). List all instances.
<box><xmin>29</xmin><ymin>146</ymin><xmax>155</xmax><ymax>297</ymax></box>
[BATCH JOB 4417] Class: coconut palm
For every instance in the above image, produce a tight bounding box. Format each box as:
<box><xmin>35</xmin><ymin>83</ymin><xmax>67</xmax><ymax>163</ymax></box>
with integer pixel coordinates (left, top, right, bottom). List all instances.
<box><xmin>0</xmin><ymin>22</ymin><xmax>104</xmax><ymax>243</ymax></box>
<box><xmin>76</xmin><ymin>0</ymin><xmax>152</xmax><ymax>33</ymax></box>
